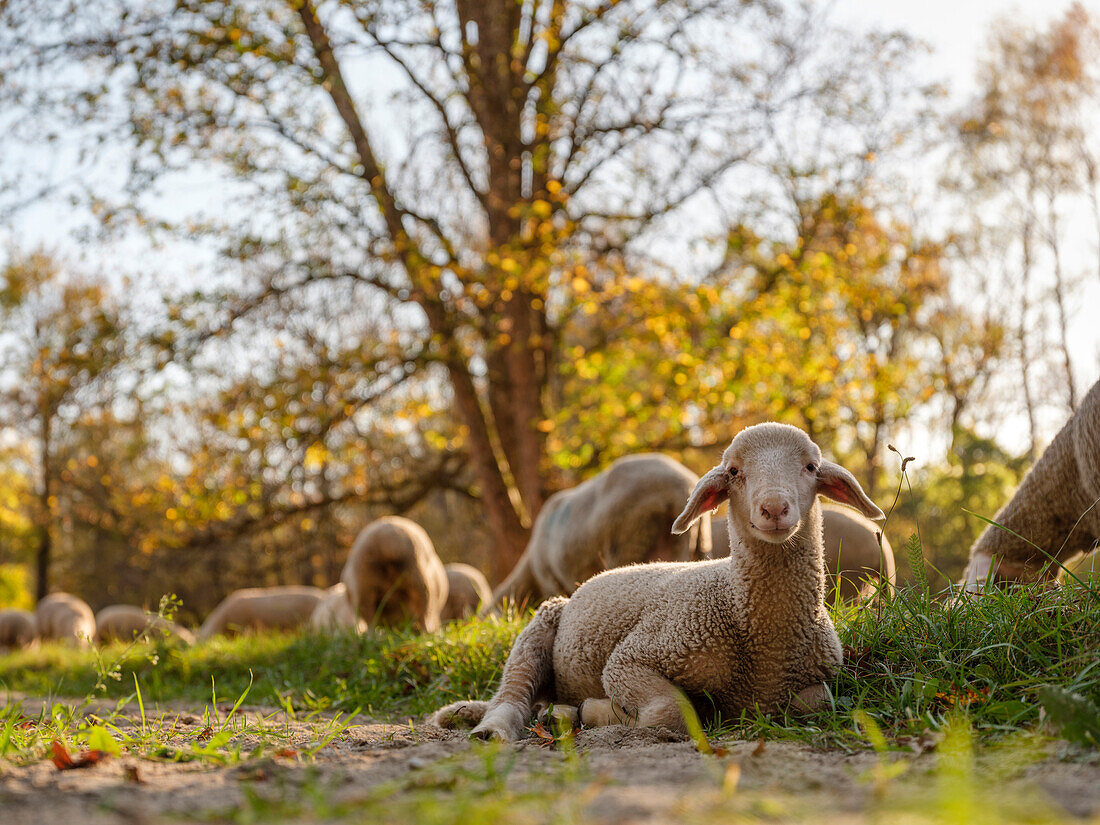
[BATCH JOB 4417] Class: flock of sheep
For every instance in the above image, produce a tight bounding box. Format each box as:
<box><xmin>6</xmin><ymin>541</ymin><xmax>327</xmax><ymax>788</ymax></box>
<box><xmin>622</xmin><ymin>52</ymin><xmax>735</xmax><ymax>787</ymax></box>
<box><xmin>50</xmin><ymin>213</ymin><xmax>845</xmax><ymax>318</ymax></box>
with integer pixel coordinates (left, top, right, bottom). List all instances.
<box><xmin>0</xmin><ymin>376</ymin><xmax>1097</xmax><ymax>742</ymax></box>
<box><xmin>0</xmin><ymin>454</ymin><xmax>895</xmax><ymax>652</ymax></box>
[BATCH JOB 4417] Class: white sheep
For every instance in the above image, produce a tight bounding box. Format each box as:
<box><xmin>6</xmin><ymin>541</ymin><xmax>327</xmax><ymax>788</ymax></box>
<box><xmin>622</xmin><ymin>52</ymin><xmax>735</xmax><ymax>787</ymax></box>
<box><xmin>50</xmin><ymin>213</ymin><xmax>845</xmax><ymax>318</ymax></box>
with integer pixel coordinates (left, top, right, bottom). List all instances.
<box><xmin>964</xmin><ymin>376</ymin><xmax>1100</xmax><ymax>589</ymax></box>
<box><xmin>488</xmin><ymin>454</ymin><xmax>711</xmax><ymax>610</ymax></box>
<box><xmin>431</xmin><ymin>423</ymin><xmax>884</xmax><ymax>741</ymax></box>
<box><xmin>0</xmin><ymin>609</ymin><xmax>37</xmax><ymax>650</ymax></box>
<box><xmin>94</xmin><ymin>604</ymin><xmax>195</xmax><ymax>645</ymax></box>
<box><xmin>309</xmin><ymin>583</ymin><xmax>365</xmax><ymax>633</ymax></box>
<box><xmin>35</xmin><ymin>592</ymin><xmax>96</xmax><ymax>647</ymax></box>
<box><xmin>341</xmin><ymin>516</ymin><xmax>449</xmax><ymax>633</ymax></box>
<box><xmin>198</xmin><ymin>585</ymin><xmax>326</xmax><ymax>640</ymax></box>
<box><xmin>711</xmin><ymin>503</ymin><xmax>895</xmax><ymax>601</ymax></box>
<box><xmin>441</xmin><ymin>563</ymin><xmax>492</xmax><ymax>621</ymax></box>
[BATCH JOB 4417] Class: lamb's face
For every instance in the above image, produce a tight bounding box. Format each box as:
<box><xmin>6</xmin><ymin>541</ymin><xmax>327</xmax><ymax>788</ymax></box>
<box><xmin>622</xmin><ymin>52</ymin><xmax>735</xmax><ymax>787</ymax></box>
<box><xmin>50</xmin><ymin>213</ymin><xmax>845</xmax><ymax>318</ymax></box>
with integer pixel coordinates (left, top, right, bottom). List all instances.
<box><xmin>721</xmin><ymin>423</ymin><xmax>822</xmax><ymax>544</ymax></box>
<box><xmin>671</xmin><ymin>422</ymin><xmax>884</xmax><ymax>544</ymax></box>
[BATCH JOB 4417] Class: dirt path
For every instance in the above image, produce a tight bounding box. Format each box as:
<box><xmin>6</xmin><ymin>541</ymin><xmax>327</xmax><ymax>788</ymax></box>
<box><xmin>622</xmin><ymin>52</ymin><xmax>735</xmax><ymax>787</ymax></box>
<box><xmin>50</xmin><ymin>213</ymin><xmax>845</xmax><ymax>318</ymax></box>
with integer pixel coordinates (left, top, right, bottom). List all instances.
<box><xmin>0</xmin><ymin>702</ymin><xmax>1097</xmax><ymax>824</ymax></box>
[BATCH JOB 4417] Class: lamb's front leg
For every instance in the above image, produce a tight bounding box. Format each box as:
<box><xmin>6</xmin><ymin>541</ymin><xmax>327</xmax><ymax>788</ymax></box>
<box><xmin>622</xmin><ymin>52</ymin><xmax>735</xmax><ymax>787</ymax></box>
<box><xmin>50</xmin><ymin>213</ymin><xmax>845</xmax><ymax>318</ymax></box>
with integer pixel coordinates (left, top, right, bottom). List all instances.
<box><xmin>581</xmin><ymin>654</ymin><xmax>688</xmax><ymax>732</ymax></box>
<box><xmin>790</xmin><ymin>618</ymin><xmax>842</xmax><ymax>712</ymax></box>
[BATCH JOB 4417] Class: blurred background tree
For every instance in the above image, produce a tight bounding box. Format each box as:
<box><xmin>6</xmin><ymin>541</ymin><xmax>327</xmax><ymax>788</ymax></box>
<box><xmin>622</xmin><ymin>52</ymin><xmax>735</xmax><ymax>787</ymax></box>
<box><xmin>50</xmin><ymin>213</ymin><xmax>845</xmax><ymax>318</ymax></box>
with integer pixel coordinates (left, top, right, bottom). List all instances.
<box><xmin>0</xmin><ymin>1</ymin><xmax>1095</xmax><ymax>612</ymax></box>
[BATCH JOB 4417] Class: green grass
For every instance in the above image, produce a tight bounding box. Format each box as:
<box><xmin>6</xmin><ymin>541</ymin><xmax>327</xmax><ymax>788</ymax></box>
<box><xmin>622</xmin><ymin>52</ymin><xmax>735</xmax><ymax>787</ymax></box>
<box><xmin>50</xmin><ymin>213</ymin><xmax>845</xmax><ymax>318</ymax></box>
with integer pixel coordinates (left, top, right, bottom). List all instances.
<box><xmin>0</xmin><ymin>586</ymin><xmax>1097</xmax><ymax>824</ymax></box>
<box><xmin>1</xmin><ymin>583</ymin><xmax>1098</xmax><ymax>754</ymax></box>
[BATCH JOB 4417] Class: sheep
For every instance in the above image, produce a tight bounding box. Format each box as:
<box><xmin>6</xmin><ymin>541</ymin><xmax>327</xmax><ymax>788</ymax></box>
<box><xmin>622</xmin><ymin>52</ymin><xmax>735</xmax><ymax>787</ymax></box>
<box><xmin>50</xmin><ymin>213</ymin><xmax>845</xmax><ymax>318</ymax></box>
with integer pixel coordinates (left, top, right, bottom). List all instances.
<box><xmin>488</xmin><ymin>454</ymin><xmax>712</xmax><ymax>610</ymax></box>
<box><xmin>34</xmin><ymin>593</ymin><xmax>96</xmax><ymax>647</ymax></box>
<box><xmin>711</xmin><ymin>503</ymin><xmax>895</xmax><ymax>601</ymax></box>
<box><xmin>0</xmin><ymin>609</ymin><xmax>37</xmax><ymax>650</ymax></box>
<box><xmin>309</xmin><ymin>583</ymin><xmax>365</xmax><ymax>633</ymax></box>
<box><xmin>94</xmin><ymin>604</ymin><xmax>195</xmax><ymax>645</ymax></box>
<box><xmin>341</xmin><ymin>516</ymin><xmax>449</xmax><ymax>632</ymax></box>
<box><xmin>963</xmin><ymin>376</ymin><xmax>1100</xmax><ymax>590</ymax></box>
<box><xmin>441</xmin><ymin>563</ymin><xmax>492</xmax><ymax>621</ymax></box>
<box><xmin>198</xmin><ymin>585</ymin><xmax>326</xmax><ymax>640</ymax></box>
<box><xmin>430</xmin><ymin>423</ymin><xmax>884</xmax><ymax>741</ymax></box>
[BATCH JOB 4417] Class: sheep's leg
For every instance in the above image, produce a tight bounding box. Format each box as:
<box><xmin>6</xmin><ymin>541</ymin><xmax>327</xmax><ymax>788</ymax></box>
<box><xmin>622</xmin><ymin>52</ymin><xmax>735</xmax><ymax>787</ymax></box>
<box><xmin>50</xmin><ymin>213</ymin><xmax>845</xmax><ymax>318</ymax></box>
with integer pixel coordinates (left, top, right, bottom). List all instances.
<box><xmin>583</xmin><ymin>659</ymin><xmax>688</xmax><ymax>732</ymax></box>
<box><xmin>536</xmin><ymin>703</ymin><xmax>580</xmax><ymax>732</ymax></box>
<box><xmin>429</xmin><ymin>700</ymin><xmax>490</xmax><ymax>729</ymax></box>
<box><xmin>790</xmin><ymin>684</ymin><xmax>829</xmax><ymax>712</ymax></box>
<box><xmin>469</xmin><ymin>597</ymin><xmax>567</xmax><ymax>742</ymax></box>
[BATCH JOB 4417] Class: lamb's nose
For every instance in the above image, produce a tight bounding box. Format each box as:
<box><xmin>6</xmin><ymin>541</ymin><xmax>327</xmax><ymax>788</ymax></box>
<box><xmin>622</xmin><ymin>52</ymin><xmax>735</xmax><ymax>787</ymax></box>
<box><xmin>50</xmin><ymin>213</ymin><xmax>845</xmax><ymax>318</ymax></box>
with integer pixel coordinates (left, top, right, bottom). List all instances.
<box><xmin>759</xmin><ymin>499</ymin><xmax>790</xmax><ymax>523</ymax></box>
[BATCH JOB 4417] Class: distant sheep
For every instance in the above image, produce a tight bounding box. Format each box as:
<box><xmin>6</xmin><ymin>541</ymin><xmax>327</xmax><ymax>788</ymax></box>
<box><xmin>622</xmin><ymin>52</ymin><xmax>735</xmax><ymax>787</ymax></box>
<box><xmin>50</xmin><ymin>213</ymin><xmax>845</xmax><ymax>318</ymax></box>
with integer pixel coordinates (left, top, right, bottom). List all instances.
<box><xmin>35</xmin><ymin>593</ymin><xmax>96</xmax><ymax>647</ymax></box>
<box><xmin>489</xmin><ymin>454</ymin><xmax>711</xmax><ymax>610</ymax></box>
<box><xmin>309</xmin><ymin>583</ymin><xmax>365</xmax><ymax>633</ymax></box>
<box><xmin>432</xmin><ymin>423</ymin><xmax>884</xmax><ymax>741</ymax></box>
<box><xmin>341</xmin><ymin>516</ymin><xmax>448</xmax><ymax>632</ymax></box>
<box><xmin>711</xmin><ymin>503</ymin><xmax>894</xmax><ymax>600</ymax></box>
<box><xmin>198</xmin><ymin>586</ymin><xmax>326</xmax><ymax>640</ymax></box>
<box><xmin>964</xmin><ymin>376</ymin><xmax>1100</xmax><ymax>589</ymax></box>
<box><xmin>94</xmin><ymin>604</ymin><xmax>195</xmax><ymax>645</ymax></box>
<box><xmin>0</xmin><ymin>609</ymin><xmax>37</xmax><ymax>650</ymax></box>
<box><xmin>441</xmin><ymin>564</ymin><xmax>492</xmax><ymax>621</ymax></box>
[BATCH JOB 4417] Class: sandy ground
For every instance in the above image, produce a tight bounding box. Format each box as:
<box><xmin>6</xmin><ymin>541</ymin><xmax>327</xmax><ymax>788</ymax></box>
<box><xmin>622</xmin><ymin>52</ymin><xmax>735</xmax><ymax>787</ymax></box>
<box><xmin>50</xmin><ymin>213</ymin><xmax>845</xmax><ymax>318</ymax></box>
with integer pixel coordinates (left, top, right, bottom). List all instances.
<box><xmin>0</xmin><ymin>701</ymin><xmax>1098</xmax><ymax>824</ymax></box>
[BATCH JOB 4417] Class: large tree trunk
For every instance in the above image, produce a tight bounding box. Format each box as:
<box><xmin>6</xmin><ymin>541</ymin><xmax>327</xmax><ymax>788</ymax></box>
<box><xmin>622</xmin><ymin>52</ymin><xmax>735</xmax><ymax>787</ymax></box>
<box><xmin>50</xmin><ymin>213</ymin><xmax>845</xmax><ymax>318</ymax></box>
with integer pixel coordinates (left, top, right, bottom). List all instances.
<box><xmin>35</xmin><ymin>412</ymin><xmax>52</xmax><ymax>601</ymax></box>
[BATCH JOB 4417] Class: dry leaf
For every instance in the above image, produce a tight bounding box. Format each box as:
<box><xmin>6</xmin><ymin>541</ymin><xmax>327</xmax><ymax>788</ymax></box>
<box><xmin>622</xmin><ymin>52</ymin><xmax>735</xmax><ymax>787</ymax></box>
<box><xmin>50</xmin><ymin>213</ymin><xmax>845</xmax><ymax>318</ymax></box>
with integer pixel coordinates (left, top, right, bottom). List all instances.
<box><xmin>197</xmin><ymin>726</ymin><xmax>214</xmax><ymax>741</ymax></box>
<box><xmin>50</xmin><ymin>741</ymin><xmax>106</xmax><ymax>771</ymax></box>
<box><xmin>275</xmin><ymin>748</ymin><xmax>298</xmax><ymax>758</ymax></box>
<box><xmin>752</xmin><ymin>737</ymin><xmax>767</xmax><ymax>757</ymax></box>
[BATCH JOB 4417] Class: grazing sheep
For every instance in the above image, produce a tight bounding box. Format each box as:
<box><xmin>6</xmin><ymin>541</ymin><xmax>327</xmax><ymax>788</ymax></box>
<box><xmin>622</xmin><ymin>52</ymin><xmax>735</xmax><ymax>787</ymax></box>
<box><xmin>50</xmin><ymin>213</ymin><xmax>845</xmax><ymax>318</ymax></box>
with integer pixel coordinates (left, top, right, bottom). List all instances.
<box><xmin>94</xmin><ymin>604</ymin><xmax>195</xmax><ymax>645</ymax></box>
<box><xmin>198</xmin><ymin>585</ymin><xmax>326</xmax><ymax>640</ymax></box>
<box><xmin>489</xmin><ymin>454</ymin><xmax>712</xmax><ymax>610</ymax></box>
<box><xmin>442</xmin><ymin>563</ymin><xmax>492</xmax><ymax>621</ymax></box>
<box><xmin>0</xmin><ymin>609</ymin><xmax>37</xmax><ymax>650</ymax></box>
<box><xmin>35</xmin><ymin>593</ymin><xmax>96</xmax><ymax>647</ymax></box>
<box><xmin>964</xmin><ymin>377</ymin><xmax>1100</xmax><ymax>590</ymax></box>
<box><xmin>711</xmin><ymin>503</ymin><xmax>895</xmax><ymax>601</ymax></box>
<box><xmin>431</xmin><ymin>423</ymin><xmax>884</xmax><ymax>741</ymax></box>
<box><xmin>341</xmin><ymin>516</ymin><xmax>449</xmax><ymax>632</ymax></box>
<box><xmin>309</xmin><ymin>583</ymin><xmax>365</xmax><ymax>633</ymax></box>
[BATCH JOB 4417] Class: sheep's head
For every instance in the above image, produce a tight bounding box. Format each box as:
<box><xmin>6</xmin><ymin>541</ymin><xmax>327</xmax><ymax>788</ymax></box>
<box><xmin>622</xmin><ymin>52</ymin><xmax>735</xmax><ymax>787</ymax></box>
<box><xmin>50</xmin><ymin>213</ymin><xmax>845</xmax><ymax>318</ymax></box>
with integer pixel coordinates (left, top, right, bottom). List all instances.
<box><xmin>672</xmin><ymin>423</ymin><xmax>884</xmax><ymax>546</ymax></box>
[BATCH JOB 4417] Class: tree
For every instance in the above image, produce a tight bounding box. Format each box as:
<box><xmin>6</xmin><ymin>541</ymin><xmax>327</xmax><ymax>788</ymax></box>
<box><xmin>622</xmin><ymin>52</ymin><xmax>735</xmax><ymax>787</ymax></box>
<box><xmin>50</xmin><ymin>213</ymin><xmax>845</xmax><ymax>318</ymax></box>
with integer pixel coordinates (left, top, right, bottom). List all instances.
<box><xmin>0</xmin><ymin>0</ymin><xmax>934</xmax><ymax>580</ymax></box>
<box><xmin>0</xmin><ymin>251</ymin><xmax>128</xmax><ymax>599</ymax></box>
<box><xmin>954</xmin><ymin>4</ymin><xmax>1100</xmax><ymax>431</ymax></box>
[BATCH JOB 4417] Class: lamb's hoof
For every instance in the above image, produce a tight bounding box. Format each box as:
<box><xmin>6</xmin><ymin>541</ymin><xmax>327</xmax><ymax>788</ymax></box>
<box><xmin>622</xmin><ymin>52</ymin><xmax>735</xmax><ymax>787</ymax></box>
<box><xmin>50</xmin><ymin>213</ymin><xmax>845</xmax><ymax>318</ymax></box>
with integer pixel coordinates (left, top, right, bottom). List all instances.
<box><xmin>536</xmin><ymin>704</ymin><xmax>579</xmax><ymax>733</ymax></box>
<box><xmin>470</xmin><ymin>722</ymin><xmax>513</xmax><ymax>742</ymax></box>
<box><xmin>429</xmin><ymin>700</ymin><xmax>488</xmax><ymax>729</ymax></box>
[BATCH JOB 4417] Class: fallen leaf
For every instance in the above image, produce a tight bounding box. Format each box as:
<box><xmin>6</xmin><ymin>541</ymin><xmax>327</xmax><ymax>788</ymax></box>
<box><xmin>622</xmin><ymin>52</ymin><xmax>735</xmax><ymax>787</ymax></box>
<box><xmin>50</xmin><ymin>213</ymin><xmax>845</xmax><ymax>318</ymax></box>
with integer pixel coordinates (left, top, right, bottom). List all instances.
<box><xmin>197</xmin><ymin>726</ymin><xmax>214</xmax><ymax>741</ymax></box>
<box><xmin>752</xmin><ymin>737</ymin><xmax>767</xmax><ymax>757</ymax></box>
<box><xmin>274</xmin><ymin>748</ymin><xmax>298</xmax><ymax>758</ymax></box>
<box><xmin>124</xmin><ymin>765</ymin><xmax>144</xmax><ymax>784</ymax></box>
<box><xmin>51</xmin><ymin>741</ymin><xmax>106</xmax><ymax>771</ymax></box>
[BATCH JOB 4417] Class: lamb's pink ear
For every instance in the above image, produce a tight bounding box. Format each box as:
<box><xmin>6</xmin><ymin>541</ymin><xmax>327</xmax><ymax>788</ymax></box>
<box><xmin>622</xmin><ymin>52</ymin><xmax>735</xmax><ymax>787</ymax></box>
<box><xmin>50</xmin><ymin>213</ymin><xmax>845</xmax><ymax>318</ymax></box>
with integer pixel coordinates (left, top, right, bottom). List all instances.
<box><xmin>672</xmin><ymin>467</ymin><xmax>729</xmax><ymax>535</ymax></box>
<box><xmin>816</xmin><ymin>460</ymin><xmax>885</xmax><ymax>521</ymax></box>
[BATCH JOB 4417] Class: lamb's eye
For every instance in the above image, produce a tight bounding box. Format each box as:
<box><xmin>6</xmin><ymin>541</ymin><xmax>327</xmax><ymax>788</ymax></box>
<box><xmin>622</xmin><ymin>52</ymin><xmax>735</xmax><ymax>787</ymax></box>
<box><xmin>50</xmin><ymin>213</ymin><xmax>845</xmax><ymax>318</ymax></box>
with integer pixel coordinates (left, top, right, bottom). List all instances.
<box><xmin>806</xmin><ymin>462</ymin><xmax>818</xmax><ymax>473</ymax></box>
<box><xmin>727</xmin><ymin>467</ymin><xmax>739</xmax><ymax>479</ymax></box>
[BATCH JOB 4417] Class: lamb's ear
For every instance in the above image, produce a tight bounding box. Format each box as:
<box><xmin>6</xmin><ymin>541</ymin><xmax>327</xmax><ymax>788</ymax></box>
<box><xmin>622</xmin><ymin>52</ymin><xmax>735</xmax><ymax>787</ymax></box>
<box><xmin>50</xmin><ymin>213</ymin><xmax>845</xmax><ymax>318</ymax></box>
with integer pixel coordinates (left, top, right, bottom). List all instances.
<box><xmin>816</xmin><ymin>460</ymin><xmax>885</xmax><ymax>521</ymax></box>
<box><xmin>672</xmin><ymin>467</ymin><xmax>729</xmax><ymax>535</ymax></box>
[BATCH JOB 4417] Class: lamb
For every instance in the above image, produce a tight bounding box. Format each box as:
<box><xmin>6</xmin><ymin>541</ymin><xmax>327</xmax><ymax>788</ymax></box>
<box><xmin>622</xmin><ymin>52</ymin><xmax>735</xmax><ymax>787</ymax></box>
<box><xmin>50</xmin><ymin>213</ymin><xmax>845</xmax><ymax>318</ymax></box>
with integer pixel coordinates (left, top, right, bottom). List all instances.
<box><xmin>0</xmin><ymin>609</ymin><xmax>37</xmax><ymax>650</ymax></box>
<box><xmin>441</xmin><ymin>563</ymin><xmax>492</xmax><ymax>621</ymax></box>
<box><xmin>34</xmin><ymin>592</ymin><xmax>96</xmax><ymax>647</ymax></box>
<box><xmin>94</xmin><ymin>604</ymin><xmax>195</xmax><ymax>645</ymax></box>
<box><xmin>963</xmin><ymin>376</ymin><xmax>1100</xmax><ymax>590</ymax></box>
<box><xmin>430</xmin><ymin>423</ymin><xmax>884</xmax><ymax>741</ymax></box>
<box><xmin>711</xmin><ymin>503</ymin><xmax>895</xmax><ymax>601</ymax></box>
<box><xmin>309</xmin><ymin>583</ymin><xmax>365</xmax><ymax>633</ymax></box>
<box><xmin>488</xmin><ymin>454</ymin><xmax>712</xmax><ymax>610</ymax></box>
<box><xmin>198</xmin><ymin>585</ymin><xmax>326</xmax><ymax>640</ymax></box>
<box><xmin>341</xmin><ymin>516</ymin><xmax>449</xmax><ymax>632</ymax></box>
